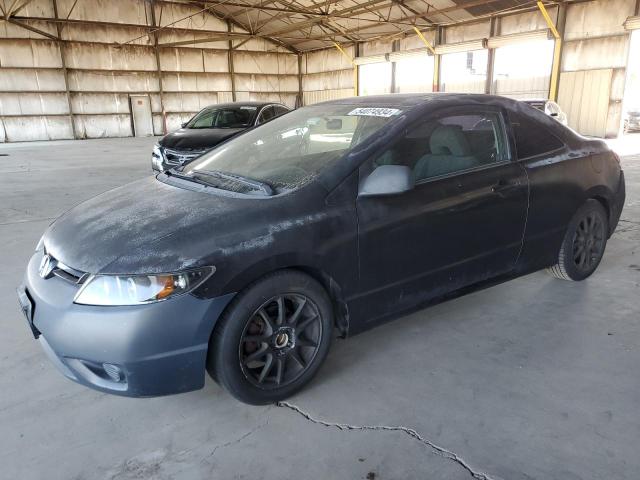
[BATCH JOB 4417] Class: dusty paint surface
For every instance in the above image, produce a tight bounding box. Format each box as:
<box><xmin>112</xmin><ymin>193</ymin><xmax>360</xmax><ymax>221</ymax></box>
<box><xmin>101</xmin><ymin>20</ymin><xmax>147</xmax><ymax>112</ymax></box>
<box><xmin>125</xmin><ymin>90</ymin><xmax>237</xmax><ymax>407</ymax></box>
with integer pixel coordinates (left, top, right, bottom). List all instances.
<box><xmin>1</xmin><ymin>135</ymin><xmax>640</xmax><ymax>480</ymax></box>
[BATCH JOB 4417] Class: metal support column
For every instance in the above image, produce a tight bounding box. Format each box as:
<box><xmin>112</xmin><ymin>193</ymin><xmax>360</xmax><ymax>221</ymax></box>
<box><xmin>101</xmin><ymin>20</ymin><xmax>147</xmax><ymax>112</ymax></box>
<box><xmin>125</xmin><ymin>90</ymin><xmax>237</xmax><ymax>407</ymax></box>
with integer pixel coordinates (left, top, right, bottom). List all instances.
<box><xmin>354</xmin><ymin>42</ymin><xmax>360</xmax><ymax>96</ymax></box>
<box><xmin>538</xmin><ymin>1</ymin><xmax>565</xmax><ymax>101</ymax></box>
<box><xmin>412</xmin><ymin>26</ymin><xmax>438</xmax><ymax>92</ymax></box>
<box><xmin>390</xmin><ymin>40</ymin><xmax>399</xmax><ymax>93</ymax></box>
<box><xmin>485</xmin><ymin>17</ymin><xmax>497</xmax><ymax>94</ymax></box>
<box><xmin>433</xmin><ymin>27</ymin><xmax>443</xmax><ymax>92</ymax></box>
<box><xmin>297</xmin><ymin>53</ymin><xmax>303</xmax><ymax>108</ymax></box>
<box><xmin>52</xmin><ymin>0</ymin><xmax>77</xmax><ymax>139</ymax></box>
<box><xmin>227</xmin><ymin>21</ymin><xmax>237</xmax><ymax>102</ymax></box>
<box><xmin>333</xmin><ymin>41</ymin><xmax>357</xmax><ymax>96</ymax></box>
<box><xmin>149</xmin><ymin>0</ymin><xmax>166</xmax><ymax>134</ymax></box>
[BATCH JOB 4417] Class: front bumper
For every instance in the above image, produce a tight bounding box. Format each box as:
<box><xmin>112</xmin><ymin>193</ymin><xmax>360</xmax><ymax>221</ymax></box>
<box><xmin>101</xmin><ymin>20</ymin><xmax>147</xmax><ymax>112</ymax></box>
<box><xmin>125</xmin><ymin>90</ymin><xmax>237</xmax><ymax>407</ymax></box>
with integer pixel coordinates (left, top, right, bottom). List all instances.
<box><xmin>18</xmin><ymin>250</ymin><xmax>234</xmax><ymax>397</ymax></box>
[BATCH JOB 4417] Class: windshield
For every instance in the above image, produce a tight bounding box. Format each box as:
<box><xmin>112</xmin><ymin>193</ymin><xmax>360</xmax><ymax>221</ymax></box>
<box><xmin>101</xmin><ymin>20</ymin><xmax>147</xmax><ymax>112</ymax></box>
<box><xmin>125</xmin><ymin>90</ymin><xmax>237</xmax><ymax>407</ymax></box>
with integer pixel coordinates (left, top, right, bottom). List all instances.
<box><xmin>184</xmin><ymin>104</ymin><xmax>402</xmax><ymax>194</ymax></box>
<box><xmin>186</xmin><ymin>106</ymin><xmax>258</xmax><ymax>129</ymax></box>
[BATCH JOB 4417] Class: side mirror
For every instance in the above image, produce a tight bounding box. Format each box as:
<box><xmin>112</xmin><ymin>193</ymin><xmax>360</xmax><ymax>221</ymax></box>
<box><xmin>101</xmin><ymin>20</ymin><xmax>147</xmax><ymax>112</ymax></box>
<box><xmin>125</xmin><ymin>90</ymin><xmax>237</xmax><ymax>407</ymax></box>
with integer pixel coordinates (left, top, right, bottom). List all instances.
<box><xmin>181</xmin><ymin>122</ymin><xmax>187</xmax><ymax>128</ymax></box>
<box><xmin>359</xmin><ymin>165</ymin><xmax>414</xmax><ymax>197</ymax></box>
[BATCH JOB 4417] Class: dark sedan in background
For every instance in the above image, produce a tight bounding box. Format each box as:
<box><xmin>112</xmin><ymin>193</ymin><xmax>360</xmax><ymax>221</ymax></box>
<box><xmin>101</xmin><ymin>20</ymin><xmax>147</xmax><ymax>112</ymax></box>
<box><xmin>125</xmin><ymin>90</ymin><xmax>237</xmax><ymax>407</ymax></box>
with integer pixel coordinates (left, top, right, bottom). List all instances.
<box><xmin>152</xmin><ymin>102</ymin><xmax>290</xmax><ymax>172</ymax></box>
<box><xmin>19</xmin><ymin>94</ymin><xmax>625</xmax><ymax>405</ymax></box>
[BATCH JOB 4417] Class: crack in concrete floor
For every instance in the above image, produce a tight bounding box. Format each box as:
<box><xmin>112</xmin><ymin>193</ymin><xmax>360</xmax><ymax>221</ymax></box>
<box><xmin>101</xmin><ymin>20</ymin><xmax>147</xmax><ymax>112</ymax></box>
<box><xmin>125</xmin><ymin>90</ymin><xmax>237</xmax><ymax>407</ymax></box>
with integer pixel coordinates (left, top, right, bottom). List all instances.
<box><xmin>205</xmin><ymin>417</ymin><xmax>270</xmax><ymax>461</ymax></box>
<box><xmin>277</xmin><ymin>401</ymin><xmax>499</xmax><ymax>480</ymax></box>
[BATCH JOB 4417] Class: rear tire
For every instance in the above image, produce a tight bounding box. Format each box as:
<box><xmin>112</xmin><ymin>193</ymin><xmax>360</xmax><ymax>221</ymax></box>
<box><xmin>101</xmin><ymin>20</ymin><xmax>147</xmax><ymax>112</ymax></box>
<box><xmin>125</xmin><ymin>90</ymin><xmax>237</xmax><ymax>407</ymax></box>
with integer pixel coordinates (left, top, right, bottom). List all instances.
<box><xmin>547</xmin><ymin>199</ymin><xmax>608</xmax><ymax>281</ymax></box>
<box><xmin>207</xmin><ymin>270</ymin><xmax>333</xmax><ymax>405</ymax></box>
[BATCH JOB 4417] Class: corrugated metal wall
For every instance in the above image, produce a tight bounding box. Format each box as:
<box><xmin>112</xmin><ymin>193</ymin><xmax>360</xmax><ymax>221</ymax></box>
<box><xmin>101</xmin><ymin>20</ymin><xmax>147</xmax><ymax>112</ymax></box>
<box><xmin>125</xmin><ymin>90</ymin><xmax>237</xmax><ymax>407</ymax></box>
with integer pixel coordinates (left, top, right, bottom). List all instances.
<box><xmin>558</xmin><ymin>69</ymin><xmax>612</xmax><ymax>137</ymax></box>
<box><xmin>301</xmin><ymin>0</ymin><xmax>636</xmax><ymax>137</ymax></box>
<box><xmin>0</xmin><ymin>0</ymin><xmax>299</xmax><ymax>142</ymax></box>
<box><xmin>561</xmin><ymin>0</ymin><xmax>634</xmax><ymax>137</ymax></box>
<box><xmin>1</xmin><ymin>0</ymin><xmax>637</xmax><ymax>141</ymax></box>
<box><xmin>301</xmin><ymin>46</ymin><xmax>354</xmax><ymax>105</ymax></box>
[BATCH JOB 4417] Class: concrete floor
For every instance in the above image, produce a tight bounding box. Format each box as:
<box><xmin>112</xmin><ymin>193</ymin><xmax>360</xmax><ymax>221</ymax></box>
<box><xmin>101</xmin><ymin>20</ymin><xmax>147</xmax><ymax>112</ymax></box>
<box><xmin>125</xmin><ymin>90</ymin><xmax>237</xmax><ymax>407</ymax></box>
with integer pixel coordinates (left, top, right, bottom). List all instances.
<box><xmin>1</xmin><ymin>135</ymin><xmax>639</xmax><ymax>480</ymax></box>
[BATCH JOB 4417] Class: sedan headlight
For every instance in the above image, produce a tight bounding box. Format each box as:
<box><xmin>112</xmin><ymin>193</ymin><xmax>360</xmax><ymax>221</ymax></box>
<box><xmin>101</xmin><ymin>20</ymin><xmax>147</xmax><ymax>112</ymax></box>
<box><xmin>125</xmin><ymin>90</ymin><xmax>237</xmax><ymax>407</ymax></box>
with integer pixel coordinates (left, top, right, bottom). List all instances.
<box><xmin>74</xmin><ymin>267</ymin><xmax>215</xmax><ymax>306</ymax></box>
<box><xmin>151</xmin><ymin>144</ymin><xmax>164</xmax><ymax>171</ymax></box>
<box><xmin>35</xmin><ymin>235</ymin><xmax>45</xmax><ymax>252</ymax></box>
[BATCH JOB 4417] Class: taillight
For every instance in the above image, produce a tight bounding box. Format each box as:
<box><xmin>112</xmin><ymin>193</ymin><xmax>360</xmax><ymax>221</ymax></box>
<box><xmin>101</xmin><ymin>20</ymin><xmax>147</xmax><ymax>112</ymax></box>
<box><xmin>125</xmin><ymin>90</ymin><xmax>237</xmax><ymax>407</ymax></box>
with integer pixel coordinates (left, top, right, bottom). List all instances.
<box><xmin>612</xmin><ymin>152</ymin><xmax>621</xmax><ymax>166</ymax></box>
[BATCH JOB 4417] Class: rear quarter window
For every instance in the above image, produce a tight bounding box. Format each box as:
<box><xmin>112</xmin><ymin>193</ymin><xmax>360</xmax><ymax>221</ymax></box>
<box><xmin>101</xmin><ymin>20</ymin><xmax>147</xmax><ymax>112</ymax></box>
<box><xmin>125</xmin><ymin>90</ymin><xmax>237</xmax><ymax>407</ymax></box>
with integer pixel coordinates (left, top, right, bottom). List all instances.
<box><xmin>510</xmin><ymin>111</ymin><xmax>564</xmax><ymax>159</ymax></box>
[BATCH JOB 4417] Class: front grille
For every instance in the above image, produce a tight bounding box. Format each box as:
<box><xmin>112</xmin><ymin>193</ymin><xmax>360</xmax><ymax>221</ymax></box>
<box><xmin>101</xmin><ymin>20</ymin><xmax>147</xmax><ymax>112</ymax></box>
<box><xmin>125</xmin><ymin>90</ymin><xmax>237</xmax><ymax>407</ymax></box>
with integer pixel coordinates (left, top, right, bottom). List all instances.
<box><xmin>53</xmin><ymin>264</ymin><xmax>83</xmax><ymax>283</ymax></box>
<box><xmin>43</xmin><ymin>251</ymin><xmax>87</xmax><ymax>284</ymax></box>
<box><xmin>162</xmin><ymin>147</ymin><xmax>206</xmax><ymax>166</ymax></box>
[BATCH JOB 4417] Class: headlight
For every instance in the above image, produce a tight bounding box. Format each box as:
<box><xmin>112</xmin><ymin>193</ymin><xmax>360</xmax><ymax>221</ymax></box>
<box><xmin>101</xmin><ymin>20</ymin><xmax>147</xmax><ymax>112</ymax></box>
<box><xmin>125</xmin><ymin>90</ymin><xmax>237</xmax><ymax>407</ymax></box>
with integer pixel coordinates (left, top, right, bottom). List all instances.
<box><xmin>74</xmin><ymin>267</ymin><xmax>215</xmax><ymax>306</ymax></box>
<box><xmin>151</xmin><ymin>144</ymin><xmax>163</xmax><ymax>171</ymax></box>
<box><xmin>35</xmin><ymin>235</ymin><xmax>45</xmax><ymax>252</ymax></box>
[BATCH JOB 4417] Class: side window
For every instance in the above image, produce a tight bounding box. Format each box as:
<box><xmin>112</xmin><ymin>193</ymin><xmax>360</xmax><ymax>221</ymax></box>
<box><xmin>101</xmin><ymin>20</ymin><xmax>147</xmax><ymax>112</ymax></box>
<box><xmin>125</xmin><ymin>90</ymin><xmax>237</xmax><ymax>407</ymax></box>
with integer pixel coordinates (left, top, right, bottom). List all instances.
<box><xmin>372</xmin><ymin>111</ymin><xmax>508</xmax><ymax>182</ymax></box>
<box><xmin>273</xmin><ymin>105</ymin><xmax>289</xmax><ymax>117</ymax></box>
<box><xmin>256</xmin><ymin>106</ymin><xmax>276</xmax><ymax>125</ymax></box>
<box><xmin>191</xmin><ymin>110</ymin><xmax>215</xmax><ymax>128</ymax></box>
<box><xmin>510</xmin><ymin>111</ymin><xmax>564</xmax><ymax>159</ymax></box>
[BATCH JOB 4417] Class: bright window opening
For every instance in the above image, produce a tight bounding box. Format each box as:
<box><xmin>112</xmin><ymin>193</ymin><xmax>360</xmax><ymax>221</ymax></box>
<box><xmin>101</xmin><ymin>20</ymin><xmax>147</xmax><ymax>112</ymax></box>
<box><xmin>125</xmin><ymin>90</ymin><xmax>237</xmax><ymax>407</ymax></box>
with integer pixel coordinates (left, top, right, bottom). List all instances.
<box><xmin>394</xmin><ymin>56</ymin><xmax>435</xmax><ymax>93</ymax></box>
<box><xmin>359</xmin><ymin>62</ymin><xmax>393</xmax><ymax>96</ymax></box>
<box><xmin>440</xmin><ymin>50</ymin><xmax>488</xmax><ymax>93</ymax></box>
<box><xmin>492</xmin><ymin>39</ymin><xmax>554</xmax><ymax>99</ymax></box>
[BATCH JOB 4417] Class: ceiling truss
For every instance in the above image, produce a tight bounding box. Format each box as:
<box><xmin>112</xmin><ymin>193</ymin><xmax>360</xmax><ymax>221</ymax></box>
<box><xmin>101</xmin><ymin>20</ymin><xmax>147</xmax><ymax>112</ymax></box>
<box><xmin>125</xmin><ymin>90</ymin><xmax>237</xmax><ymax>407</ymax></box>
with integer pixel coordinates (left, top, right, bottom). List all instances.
<box><xmin>0</xmin><ymin>0</ymin><xmax>554</xmax><ymax>52</ymax></box>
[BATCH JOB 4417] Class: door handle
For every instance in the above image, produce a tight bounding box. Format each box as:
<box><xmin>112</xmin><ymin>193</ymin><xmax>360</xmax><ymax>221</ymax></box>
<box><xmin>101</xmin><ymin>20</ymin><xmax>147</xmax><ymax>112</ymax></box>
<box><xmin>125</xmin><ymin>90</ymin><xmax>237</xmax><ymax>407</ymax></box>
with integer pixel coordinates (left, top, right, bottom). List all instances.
<box><xmin>491</xmin><ymin>179</ymin><xmax>519</xmax><ymax>195</ymax></box>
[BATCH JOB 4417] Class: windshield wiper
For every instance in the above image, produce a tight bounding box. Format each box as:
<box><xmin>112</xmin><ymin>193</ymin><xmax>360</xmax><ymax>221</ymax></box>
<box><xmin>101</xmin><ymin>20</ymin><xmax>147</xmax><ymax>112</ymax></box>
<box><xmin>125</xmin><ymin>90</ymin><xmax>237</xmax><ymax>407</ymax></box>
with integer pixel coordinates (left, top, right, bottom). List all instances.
<box><xmin>196</xmin><ymin>170</ymin><xmax>274</xmax><ymax>196</ymax></box>
<box><xmin>164</xmin><ymin>170</ymin><xmax>217</xmax><ymax>188</ymax></box>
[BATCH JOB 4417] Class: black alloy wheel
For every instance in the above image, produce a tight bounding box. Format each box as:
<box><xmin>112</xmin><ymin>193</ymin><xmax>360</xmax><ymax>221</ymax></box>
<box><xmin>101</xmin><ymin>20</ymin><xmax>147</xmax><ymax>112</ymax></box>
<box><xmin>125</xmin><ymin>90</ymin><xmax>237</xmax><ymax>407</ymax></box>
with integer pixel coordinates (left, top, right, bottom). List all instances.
<box><xmin>571</xmin><ymin>210</ymin><xmax>606</xmax><ymax>274</ymax></box>
<box><xmin>239</xmin><ymin>294</ymin><xmax>323</xmax><ymax>388</ymax></box>
<box><xmin>547</xmin><ymin>199</ymin><xmax>608</xmax><ymax>281</ymax></box>
<box><xmin>208</xmin><ymin>270</ymin><xmax>333</xmax><ymax>405</ymax></box>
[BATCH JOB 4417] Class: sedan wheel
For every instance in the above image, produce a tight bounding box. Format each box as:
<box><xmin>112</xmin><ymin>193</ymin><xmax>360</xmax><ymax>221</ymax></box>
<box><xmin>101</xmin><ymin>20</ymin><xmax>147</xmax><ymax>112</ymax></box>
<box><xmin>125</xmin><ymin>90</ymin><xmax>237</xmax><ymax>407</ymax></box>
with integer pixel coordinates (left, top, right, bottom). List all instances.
<box><xmin>547</xmin><ymin>199</ymin><xmax>608</xmax><ymax>281</ymax></box>
<box><xmin>208</xmin><ymin>270</ymin><xmax>333</xmax><ymax>405</ymax></box>
<box><xmin>240</xmin><ymin>294</ymin><xmax>323</xmax><ymax>389</ymax></box>
<box><xmin>571</xmin><ymin>211</ymin><xmax>606</xmax><ymax>274</ymax></box>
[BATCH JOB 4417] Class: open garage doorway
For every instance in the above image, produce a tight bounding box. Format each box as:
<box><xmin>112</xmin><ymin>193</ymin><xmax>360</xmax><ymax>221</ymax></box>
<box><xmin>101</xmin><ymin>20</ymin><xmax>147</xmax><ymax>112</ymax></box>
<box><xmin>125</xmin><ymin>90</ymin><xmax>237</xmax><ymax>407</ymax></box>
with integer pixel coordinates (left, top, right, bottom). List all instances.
<box><xmin>394</xmin><ymin>54</ymin><xmax>435</xmax><ymax>93</ymax></box>
<box><xmin>359</xmin><ymin>62</ymin><xmax>393</xmax><ymax>96</ymax></box>
<box><xmin>491</xmin><ymin>38</ymin><xmax>555</xmax><ymax>99</ymax></box>
<box><xmin>621</xmin><ymin>29</ymin><xmax>640</xmax><ymax>136</ymax></box>
<box><xmin>440</xmin><ymin>49</ymin><xmax>488</xmax><ymax>93</ymax></box>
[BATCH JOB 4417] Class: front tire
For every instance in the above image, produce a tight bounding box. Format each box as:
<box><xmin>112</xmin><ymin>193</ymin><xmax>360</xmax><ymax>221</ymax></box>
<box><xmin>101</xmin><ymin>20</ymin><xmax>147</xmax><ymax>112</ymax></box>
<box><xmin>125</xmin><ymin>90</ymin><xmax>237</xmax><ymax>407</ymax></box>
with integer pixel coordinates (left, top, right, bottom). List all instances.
<box><xmin>207</xmin><ymin>270</ymin><xmax>333</xmax><ymax>405</ymax></box>
<box><xmin>547</xmin><ymin>199</ymin><xmax>608</xmax><ymax>281</ymax></box>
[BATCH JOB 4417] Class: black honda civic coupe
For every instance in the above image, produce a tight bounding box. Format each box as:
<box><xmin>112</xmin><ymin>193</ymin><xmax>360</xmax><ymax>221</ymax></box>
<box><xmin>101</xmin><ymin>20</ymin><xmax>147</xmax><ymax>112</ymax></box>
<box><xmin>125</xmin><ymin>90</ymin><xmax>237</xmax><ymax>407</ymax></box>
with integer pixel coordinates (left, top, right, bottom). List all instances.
<box><xmin>152</xmin><ymin>101</ymin><xmax>290</xmax><ymax>172</ymax></box>
<box><xmin>18</xmin><ymin>94</ymin><xmax>625</xmax><ymax>404</ymax></box>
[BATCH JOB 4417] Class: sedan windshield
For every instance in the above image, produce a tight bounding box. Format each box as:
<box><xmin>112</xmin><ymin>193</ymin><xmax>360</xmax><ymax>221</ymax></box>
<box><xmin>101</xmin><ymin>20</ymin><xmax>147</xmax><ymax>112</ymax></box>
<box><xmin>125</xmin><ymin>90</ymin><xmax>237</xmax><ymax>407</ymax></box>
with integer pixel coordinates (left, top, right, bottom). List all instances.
<box><xmin>186</xmin><ymin>106</ymin><xmax>258</xmax><ymax>129</ymax></box>
<box><xmin>184</xmin><ymin>104</ymin><xmax>402</xmax><ymax>194</ymax></box>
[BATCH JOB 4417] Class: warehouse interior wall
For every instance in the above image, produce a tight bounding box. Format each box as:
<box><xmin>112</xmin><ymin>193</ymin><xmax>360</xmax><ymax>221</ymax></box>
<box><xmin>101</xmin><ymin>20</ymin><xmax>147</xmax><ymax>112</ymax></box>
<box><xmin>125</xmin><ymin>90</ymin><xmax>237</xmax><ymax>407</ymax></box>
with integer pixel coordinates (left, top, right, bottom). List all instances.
<box><xmin>300</xmin><ymin>46</ymin><xmax>354</xmax><ymax>105</ymax></box>
<box><xmin>621</xmin><ymin>29</ymin><xmax>640</xmax><ymax>131</ymax></box>
<box><xmin>492</xmin><ymin>39</ymin><xmax>554</xmax><ymax>99</ymax></box>
<box><xmin>301</xmin><ymin>0</ymin><xmax>637</xmax><ymax>138</ymax></box>
<box><xmin>0</xmin><ymin>0</ymin><xmax>299</xmax><ymax>142</ymax></box>
<box><xmin>1</xmin><ymin>0</ymin><xmax>639</xmax><ymax>142</ymax></box>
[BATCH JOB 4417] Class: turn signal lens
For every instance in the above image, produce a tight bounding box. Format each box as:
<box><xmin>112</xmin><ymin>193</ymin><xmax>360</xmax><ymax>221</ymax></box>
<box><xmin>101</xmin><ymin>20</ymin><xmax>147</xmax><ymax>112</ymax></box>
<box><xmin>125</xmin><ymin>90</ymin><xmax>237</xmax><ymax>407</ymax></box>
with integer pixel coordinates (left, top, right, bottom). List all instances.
<box><xmin>73</xmin><ymin>267</ymin><xmax>215</xmax><ymax>306</ymax></box>
<box><xmin>35</xmin><ymin>235</ymin><xmax>45</xmax><ymax>252</ymax></box>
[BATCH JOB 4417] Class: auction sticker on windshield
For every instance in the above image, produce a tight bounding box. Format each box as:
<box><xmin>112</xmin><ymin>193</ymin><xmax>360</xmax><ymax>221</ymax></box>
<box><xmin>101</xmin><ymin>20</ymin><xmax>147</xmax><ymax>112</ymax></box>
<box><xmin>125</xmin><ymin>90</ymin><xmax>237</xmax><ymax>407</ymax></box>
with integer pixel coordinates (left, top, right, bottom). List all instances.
<box><xmin>348</xmin><ymin>107</ymin><xmax>401</xmax><ymax>117</ymax></box>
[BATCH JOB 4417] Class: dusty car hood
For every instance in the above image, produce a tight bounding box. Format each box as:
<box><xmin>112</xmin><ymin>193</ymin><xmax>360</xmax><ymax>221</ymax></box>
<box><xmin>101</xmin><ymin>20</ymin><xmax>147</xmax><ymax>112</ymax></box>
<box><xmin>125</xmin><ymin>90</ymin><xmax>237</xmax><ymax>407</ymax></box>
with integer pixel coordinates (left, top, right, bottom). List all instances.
<box><xmin>159</xmin><ymin>128</ymin><xmax>244</xmax><ymax>150</ymax></box>
<box><xmin>43</xmin><ymin>177</ymin><xmax>272</xmax><ymax>275</ymax></box>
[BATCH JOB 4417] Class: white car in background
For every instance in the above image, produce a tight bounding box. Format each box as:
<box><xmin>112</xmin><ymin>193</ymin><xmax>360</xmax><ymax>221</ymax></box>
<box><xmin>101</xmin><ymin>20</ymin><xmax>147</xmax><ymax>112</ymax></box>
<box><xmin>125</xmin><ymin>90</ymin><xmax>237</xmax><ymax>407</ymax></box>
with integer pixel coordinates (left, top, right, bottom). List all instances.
<box><xmin>623</xmin><ymin>108</ymin><xmax>640</xmax><ymax>132</ymax></box>
<box><xmin>521</xmin><ymin>99</ymin><xmax>568</xmax><ymax>126</ymax></box>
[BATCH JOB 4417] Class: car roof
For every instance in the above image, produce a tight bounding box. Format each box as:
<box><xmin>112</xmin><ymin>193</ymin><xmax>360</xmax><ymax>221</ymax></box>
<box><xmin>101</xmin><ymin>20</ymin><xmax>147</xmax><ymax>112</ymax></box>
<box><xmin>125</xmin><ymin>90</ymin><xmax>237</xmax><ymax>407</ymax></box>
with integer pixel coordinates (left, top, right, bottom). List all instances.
<box><xmin>201</xmin><ymin>101</ymin><xmax>288</xmax><ymax>110</ymax></box>
<box><xmin>313</xmin><ymin>93</ymin><xmax>529</xmax><ymax>110</ymax></box>
<box><xmin>521</xmin><ymin>98</ymin><xmax>550</xmax><ymax>103</ymax></box>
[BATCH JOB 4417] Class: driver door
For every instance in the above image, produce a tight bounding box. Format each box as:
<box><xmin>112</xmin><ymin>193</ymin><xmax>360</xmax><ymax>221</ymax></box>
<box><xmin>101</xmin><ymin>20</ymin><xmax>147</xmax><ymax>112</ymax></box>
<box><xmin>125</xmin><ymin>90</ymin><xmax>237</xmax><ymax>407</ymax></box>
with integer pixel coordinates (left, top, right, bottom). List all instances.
<box><xmin>350</xmin><ymin>106</ymin><xmax>529</xmax><ymax>325</ymax></box>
